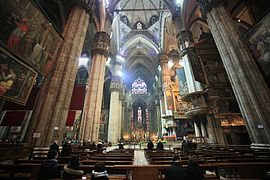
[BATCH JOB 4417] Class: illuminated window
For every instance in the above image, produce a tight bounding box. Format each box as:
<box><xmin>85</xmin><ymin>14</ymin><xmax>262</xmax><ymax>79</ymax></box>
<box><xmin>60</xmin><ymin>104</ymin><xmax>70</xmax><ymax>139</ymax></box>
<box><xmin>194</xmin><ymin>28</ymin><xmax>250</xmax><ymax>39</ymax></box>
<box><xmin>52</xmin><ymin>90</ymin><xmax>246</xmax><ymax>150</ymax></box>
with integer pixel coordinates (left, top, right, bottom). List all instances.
<box><xmin>132</xmin><ymin>77</ymin><xmax>147</xmax><ymax>94</ymax></box>
<box><xmin>138</xmin><ymin>107</ymin><xmax>142</xmax><ymax>123</ymax></box>
<box><xmin>136</xmin><ymin>22</ymin><xmax>142</xmax><ymax>29</ymax></box>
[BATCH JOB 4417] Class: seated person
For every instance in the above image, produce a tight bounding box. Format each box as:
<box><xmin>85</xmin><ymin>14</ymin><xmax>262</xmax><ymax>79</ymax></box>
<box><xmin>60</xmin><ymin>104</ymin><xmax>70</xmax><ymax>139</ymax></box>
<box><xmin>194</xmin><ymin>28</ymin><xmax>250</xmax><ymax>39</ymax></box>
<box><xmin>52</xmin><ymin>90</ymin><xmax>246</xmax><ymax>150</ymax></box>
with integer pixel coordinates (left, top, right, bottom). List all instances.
<box><xmin>91</xmin><ymin>162</ymin><xmax>108</xmax><ymax>180</ymax></box>
<box><xmin>157</xmin><ymin>140</ymin><xmax>164</xmax><ymax>150</ymax></box>
<box><xmin>147</xmin><ymin>140</ymin><xmax>154</xmax><ymax>150</ymax></box>
<box><xmin>62</xmin><ymin>141</ymin><xmax>72</xmax><ymax>156</ymax></box>
<box><xmin>39</xmin><ymin>149</ymin><xmax>61</xmax><ymax>179</ymax></box>
<box><xmin>165</xmin><ymin>155</ymin><xmax>187</xmax><ymax>180</ymax></box>
<box><xmin>63</xmin><ymin>155</ymin><xmax>84</xmax><ymax>179</ymax></box>
<box><xmin>49</xmin><ymin>140</ymin><xmax>60</xmax><ymax>153</ymax></box>
<box><xmin>91</xmin><ymin>142</ymin><xmax>97</xmax><ymax>150</ymax></box>
<box><xmin>84</xmin><ymin>140</ymin><xmax>91</xmax><ymax>152</ymax></box>
<box><xmin>187</xmin><ymin>158</ymin><xmax>204</xmax><ymax>179</ymax></box>
<box><xmin>97</xmin><ymin>142</ymin><xmax>103</xmax><ymax>153</ymax></box>
<box><xmin>118</xmin><ymin>142</ymin><xmax>124</xmax><ymax>149</ymax></box>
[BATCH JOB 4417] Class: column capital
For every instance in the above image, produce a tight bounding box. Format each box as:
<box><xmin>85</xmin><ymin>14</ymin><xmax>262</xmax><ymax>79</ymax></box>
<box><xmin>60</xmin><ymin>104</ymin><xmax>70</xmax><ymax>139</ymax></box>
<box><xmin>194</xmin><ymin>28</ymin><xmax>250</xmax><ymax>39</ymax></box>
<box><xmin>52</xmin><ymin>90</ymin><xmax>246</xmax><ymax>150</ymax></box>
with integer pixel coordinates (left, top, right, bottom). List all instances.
<box><xmin>91</xmin><ymin>31</ymin><xmax>110</xmax><ymax>57</ymax></box>
<box><xmin>159</xmin><ymin>54</ymin><xmax>169</xmax><ymax>64</ymax></box>
<box><xmin>168</xmin><ymin>49</ymin><xmax>180</xmax><ymax>65</ymax></box>
<box><xmin>71</xmin><ymin>0</ymin><xmax>95</xmax><ymax>15</ymax></box>
<box><xmin>197</xmin><ymin>0</ymin><xmax>224</xmax><ymax>18</ymax></box>
<box><xmin>110</xmin><ymin>76</ymin><xmax>122</xmax><ymax>92</ymax></box>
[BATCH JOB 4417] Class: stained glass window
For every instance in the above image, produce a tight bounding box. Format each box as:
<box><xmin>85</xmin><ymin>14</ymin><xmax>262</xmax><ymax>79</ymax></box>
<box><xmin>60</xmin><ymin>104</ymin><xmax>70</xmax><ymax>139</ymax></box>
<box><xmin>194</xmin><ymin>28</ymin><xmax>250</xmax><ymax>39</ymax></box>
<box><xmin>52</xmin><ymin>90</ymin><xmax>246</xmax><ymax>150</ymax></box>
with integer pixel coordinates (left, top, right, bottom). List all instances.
<box><xmin>138</xmin><ymin>107</ymin><xmax>142</xmax><ymax>123</ymax></box>
<box><xmin>132</xmin><ymin>77</ymin><xmax>147</xmax><ymax>94</ymax></box>
<box><xmin>136</xmin><ymin>22</ymin><xmax>142</xmax><ymax>29</ymax></box>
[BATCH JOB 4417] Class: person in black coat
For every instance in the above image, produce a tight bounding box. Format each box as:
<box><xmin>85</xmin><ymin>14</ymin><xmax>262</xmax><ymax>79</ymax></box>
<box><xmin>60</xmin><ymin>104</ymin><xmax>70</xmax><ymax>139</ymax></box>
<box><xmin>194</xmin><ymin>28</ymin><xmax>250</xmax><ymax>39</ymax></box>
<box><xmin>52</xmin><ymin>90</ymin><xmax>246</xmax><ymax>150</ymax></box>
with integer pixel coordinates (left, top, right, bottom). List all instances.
<box><xmin>118</xmin><ymin>142</ymin><xmax>124</xmax><ymax>149</ymax></box>
<box><xmin>165</xmin><ymin>155</ymin><xmax>188</xmax><ymax>180</ymax></box>
<box><xmin>62</xmin><ymin>141</ymin><xmax>72</xmax><ymax>156</ymax></box>
<box><xmin>63</xmin><ymin>155</ymin><xmax>84</xmax><ymax>179</ymax></box>
<box><xmin>91</xmin><ymin>142</ymin><xmax>97</xmax><ymax>150</ymax></box>
<box><xmin>187</xmin><ymin>159</ymin><xmax>205</xmax><ymax>179</ymax></box>
<box><xmin>39</xmin><ymin>149</ymin><xmax>61</xmax><ymax>179</ymax></box>
<box><xmin>97</xmin><ymin>142</ymin><xmax>103</xmax><ymax>153</ymax></box>
<box><xmin>49</xmin><ymin>140</ymin><xmax>60</xmax><ymax>153</ymax></box>
<box><xmin>157</xmin><ymin>140</ymin><xmax>164</xmax><ymax>150</ymax></box>
<box><xmin>91</xmin><ymin>162</ymin><xmax>109</xmax><ymax>180</ymax></box>
<box><xmin>147</xmin><ymin>140</ymin><xmax>154</xmax><ymax>150</ymax></box>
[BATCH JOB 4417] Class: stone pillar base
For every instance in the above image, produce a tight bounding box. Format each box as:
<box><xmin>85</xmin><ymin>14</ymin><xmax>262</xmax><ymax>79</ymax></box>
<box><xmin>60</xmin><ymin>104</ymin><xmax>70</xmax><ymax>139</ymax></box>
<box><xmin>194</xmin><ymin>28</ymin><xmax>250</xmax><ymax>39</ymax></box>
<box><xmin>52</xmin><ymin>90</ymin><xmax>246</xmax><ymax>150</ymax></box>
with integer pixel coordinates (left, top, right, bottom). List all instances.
<box><xmin>251</xmin><ymin>143</ymin><xmax>270</xmax><ymax>150</ymax></box>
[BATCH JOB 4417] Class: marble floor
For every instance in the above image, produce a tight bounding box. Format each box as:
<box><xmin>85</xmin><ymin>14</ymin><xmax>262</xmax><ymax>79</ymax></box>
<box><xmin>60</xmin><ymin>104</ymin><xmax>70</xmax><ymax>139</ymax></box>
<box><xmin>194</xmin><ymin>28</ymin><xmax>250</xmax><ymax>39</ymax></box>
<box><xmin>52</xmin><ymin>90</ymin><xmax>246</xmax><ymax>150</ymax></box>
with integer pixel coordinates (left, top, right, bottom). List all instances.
<box><xmin>133</xmin><ymin>149</ymin><xmax>149</xmax><ymax>165</ymax></box>
<box><xmin>106</xmin><ymin>145</ymin><xmax>149</xmax><ymax>165</ymax></box>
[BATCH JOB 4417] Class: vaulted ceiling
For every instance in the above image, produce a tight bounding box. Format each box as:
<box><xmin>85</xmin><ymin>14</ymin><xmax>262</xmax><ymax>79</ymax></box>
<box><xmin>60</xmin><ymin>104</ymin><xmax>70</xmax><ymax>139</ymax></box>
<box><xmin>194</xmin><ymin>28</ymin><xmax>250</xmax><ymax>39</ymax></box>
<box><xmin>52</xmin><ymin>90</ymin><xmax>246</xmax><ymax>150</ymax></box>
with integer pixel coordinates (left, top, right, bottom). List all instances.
<box><xmin>111</xmin><ymin>0</ymin><xmax>177</xmax><ymax>90</ymax></box>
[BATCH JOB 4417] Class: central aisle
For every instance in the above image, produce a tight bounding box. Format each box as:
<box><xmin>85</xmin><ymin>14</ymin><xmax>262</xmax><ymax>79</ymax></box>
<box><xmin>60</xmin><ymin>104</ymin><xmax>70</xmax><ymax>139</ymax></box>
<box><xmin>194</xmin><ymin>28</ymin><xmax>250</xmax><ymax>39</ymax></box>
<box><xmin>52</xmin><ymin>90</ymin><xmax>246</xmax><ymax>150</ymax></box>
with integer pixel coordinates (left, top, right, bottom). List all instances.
<box><xmin>133</xmin><ymin>149</ymin><xmax>149</xmax><ymax>165</ymax></box>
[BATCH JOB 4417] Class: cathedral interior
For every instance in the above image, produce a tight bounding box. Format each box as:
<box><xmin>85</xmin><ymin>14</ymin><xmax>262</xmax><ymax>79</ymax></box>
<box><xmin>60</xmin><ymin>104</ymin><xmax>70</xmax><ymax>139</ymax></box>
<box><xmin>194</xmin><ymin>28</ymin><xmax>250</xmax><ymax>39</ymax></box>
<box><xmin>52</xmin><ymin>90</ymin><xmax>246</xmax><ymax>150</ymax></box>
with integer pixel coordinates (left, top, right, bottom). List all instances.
<box><xmin>0</xmin><ymin>0</ymin><xmax>270</xmax><ymax>179</ymax></box>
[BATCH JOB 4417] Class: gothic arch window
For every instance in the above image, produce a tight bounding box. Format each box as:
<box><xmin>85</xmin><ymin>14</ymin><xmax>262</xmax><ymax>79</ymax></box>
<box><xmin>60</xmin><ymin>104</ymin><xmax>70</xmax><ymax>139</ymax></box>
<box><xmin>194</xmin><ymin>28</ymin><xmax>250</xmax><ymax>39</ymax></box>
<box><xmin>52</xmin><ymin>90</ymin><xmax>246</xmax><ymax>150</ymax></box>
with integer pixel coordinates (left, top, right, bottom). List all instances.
<box><xmin>75</xmin><ymin>67</ymin><xmax>88</xmax><ymax>85</ymax></box>
<box><xmin>132</xmin><ymin>77</ymin><xmax>147</xmax><ymax>94</ymax></box>
<box><xmin>149</xmin><ymin>15</ymin><xmax>159</xmax><ymax>26</ymax></box>
<box><xmin>134</xmin><ymin>21</ymin><xmax>144</xmax><ymax>30</ymax></box>
<box><xmin>120</xmin><ymin>16</ymin><xmax>130</xmax><ymax>27</ymax></box>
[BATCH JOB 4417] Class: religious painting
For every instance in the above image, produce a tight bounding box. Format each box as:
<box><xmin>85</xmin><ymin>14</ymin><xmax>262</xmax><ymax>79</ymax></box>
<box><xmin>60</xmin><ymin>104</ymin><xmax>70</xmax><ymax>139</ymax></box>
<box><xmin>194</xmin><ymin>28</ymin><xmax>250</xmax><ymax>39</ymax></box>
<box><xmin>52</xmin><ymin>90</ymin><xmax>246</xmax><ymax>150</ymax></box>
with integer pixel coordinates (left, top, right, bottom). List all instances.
<box><xmin>165</xmin><ymin>90</ymin><xmax>174</xmax><ymax>110</ymax></box>
<box><xmin>244</xmin><ymin>12</ymin><xmax>270</xmax><ymax>82</ymax></box>
<box><xmin>0</xmin><ymin>0</ymin><xmax>62</xmax><ymax>77</ymax></box>
<box><xmin>176</xmin><ymin>67</ymin><xmax>188</xmax><ymax>95</ymax></box>
<box><xmin>0</xmin><ymin>46</ymin><xmax>37</xmax><ymax>105</ymax></box>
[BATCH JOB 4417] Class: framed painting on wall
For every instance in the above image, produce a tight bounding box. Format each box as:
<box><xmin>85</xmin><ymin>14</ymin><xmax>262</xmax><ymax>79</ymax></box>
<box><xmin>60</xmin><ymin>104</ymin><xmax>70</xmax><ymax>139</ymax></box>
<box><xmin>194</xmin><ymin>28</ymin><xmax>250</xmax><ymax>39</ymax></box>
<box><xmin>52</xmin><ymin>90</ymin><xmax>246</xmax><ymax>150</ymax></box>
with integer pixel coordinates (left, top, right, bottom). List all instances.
<box><xmin>0</xmin><ymin>0</ymin><xmax>62</xmax><ymax>77</ymax></box>
<box><xmin>244</xmin><ymin>12</ymin><xmax>270</xmax><ymax>83</ymax></box>
<box><xmin>0</xmin><ymin>46</ymin><xmax>37</xmax><ymax>105</ymax></box>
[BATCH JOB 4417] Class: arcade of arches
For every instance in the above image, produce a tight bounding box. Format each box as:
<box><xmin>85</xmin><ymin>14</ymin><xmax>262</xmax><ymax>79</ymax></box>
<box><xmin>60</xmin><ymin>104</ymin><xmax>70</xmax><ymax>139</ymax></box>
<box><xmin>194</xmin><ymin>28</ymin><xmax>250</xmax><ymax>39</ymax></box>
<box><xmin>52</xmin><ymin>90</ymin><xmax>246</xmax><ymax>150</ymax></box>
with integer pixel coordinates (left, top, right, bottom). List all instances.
<box><xmin>0</xmin><ymin>0</ymin><xmax>270</xmax><ymax>150</ymax></box>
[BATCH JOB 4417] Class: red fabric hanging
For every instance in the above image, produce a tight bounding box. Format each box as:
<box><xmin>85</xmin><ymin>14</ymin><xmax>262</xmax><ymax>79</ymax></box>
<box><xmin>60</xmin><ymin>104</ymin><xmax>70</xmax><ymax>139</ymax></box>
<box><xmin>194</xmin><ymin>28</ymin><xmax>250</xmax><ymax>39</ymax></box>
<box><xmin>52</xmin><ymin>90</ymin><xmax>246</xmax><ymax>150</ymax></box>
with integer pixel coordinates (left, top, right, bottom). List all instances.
<box><xmin>69</xmin><ymin>86</ymin><xmax>86</xmax><ymax>110</ymax></box>
<box><xmin>1</xmin><ymin>111</ymin><xmax>26</xmax><ymax>126</ymax></box>
<box><xmin>66</xmin><ymin>111</ymin><xmax>76</xmax><ymax>126</ymax></box>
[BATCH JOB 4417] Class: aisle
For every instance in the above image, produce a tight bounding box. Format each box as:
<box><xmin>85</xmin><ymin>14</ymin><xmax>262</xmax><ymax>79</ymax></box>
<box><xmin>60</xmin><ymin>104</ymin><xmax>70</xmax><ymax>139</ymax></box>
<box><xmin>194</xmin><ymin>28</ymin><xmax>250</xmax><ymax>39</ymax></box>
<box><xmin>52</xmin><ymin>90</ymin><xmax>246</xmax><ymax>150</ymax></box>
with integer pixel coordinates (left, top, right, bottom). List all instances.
<box><xmin>133</xmin><ymin>149</ymin><xmax>149</xmax><ymax>165</ymax></box>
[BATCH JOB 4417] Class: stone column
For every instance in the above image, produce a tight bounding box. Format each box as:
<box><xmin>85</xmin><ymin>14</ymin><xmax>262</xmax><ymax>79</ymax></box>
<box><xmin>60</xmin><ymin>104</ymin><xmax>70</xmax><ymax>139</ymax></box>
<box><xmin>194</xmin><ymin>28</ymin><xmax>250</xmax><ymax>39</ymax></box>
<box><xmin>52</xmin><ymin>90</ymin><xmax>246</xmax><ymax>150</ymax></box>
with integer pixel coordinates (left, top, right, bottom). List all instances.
<box><xmin>120</xmin><ymin>94</ymin><xmax>124</xmax><ymax>138</ymax></box>
<box><xmin>81</xmin><ymin>31</ymin><xmax>110</xmax><ymax>142</ymax></box>
<box><xmin>160</xmin><ymin>54</ymin><xmax>173</xmax><ymax>112</ymax></box>
<box><xmin>194</xmin><ymin>121</ymin><xmax>201</xmax><ymax>142</ymax></box>
<box><xmin>155</xmin><ymin>99</ymin><xmax>162</xmax><ymax>137</ymax></box>
<box><xmin>108</xmin><ymin>74</ymin><xmax>123</xmax><ymax>144</ymax></box>
<box><xmin>198</xmin><ymin>0</ymin><xmax>270</xmax><ymax>148</ymax></box>
<box><xmin>200</xmin><ymin>121</ymin><xmax>207</xmax><ymax>138</ymax></box>
<box><xmin>25</xmin><ymin>0</ymin><xmax>92</xmax><ymax>147</ymax></box>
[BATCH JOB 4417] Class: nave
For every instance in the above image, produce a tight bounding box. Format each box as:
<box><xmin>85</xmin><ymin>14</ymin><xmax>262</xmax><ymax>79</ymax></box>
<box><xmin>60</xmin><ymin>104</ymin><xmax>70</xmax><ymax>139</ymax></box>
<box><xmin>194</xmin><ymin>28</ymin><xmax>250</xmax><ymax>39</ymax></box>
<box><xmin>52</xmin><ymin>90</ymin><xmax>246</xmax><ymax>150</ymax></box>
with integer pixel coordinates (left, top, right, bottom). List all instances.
<box><xmin>0</xmin><ymin>0</ymin><xmax>270</xmax><ymax>179</ymax></box>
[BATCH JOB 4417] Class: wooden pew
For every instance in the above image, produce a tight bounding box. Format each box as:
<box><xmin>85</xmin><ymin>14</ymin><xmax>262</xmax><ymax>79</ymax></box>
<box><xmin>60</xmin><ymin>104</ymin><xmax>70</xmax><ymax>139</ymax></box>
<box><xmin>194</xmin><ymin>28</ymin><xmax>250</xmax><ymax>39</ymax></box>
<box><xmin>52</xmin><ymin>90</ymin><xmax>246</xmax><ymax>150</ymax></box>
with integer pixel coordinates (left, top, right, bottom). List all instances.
<box><xmin>0</xmin><ymin>164</ymin><xmax>41</xmax><ymax>179</ymax></box>
<box><xmin>81</xmin><ymin>160</ymin><xmax>133</xmax><ymax>165</ymax></box>
<box><xmin>97</xmin><ymin>153</ymin><xmax>134</xmax><ymax>157</ymax></box>
<box><xmin>90</xmin><ymin>156</ymin><xmax>133</xmax><ymax>161</ymax></box>
<box><xmin>0</xmin><ymin>146</ymin><xmax>32</xmax><ymax>161</ymax></box>
<box><xmin>1</xmin><ymin>161</ymin><xmax>269</xmax><ymax>179</ymax></box>
<box><xmin>32</xmin><ymin>156</ymin><xmax>72</xmax><ymax>164</ymax></box>
<box><xmin>215</xmin><ymin>162</ymin><xmax>270</xmax><ymax>179</ymax></box>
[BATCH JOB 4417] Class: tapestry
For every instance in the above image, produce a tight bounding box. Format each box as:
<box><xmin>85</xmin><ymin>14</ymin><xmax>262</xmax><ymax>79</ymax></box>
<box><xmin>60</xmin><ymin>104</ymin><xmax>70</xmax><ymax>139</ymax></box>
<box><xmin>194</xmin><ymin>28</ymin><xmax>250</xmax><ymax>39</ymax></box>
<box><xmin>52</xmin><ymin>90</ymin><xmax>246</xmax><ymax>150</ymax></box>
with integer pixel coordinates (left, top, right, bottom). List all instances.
<box><xmin>0</xmin><ymin>46</ymin><xmax>37</xmax><ymax>105</ymax></box>
<box><xmin>0</xmin><ymin>0</ymin><xmax>62</xmax><ymax>76</ymax></box>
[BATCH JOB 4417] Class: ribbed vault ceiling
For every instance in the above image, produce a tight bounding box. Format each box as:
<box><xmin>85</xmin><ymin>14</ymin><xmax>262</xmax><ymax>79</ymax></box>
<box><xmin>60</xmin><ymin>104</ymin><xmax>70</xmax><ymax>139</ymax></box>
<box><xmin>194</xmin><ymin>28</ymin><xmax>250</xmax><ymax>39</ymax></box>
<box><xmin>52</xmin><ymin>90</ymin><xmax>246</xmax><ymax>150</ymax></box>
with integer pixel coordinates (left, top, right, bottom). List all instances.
<box><xmin>111</xmin><ymin>0</ymin><xmax>176</xmax><ymax>89</ymax></box>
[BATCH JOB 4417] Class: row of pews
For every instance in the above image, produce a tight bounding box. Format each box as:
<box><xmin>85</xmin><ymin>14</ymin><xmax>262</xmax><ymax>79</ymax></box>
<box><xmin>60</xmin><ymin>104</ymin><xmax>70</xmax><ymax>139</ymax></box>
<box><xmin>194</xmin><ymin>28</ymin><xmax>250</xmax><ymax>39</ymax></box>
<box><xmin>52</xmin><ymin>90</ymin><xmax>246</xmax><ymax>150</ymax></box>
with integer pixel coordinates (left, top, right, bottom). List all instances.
<box><xmin>1</xmin><ymin>144</ymin><xmax>270</xmax><ymax>179</ymax></box>
<box><xmin>0</xmin><ymin>147</ymin><xmax>135</xmax><ymax>179</ymax></box>
<box><xmin>145</xmin><ymin>144</ymin><xmax>270</xmax><ymax>179</ymax></box>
